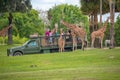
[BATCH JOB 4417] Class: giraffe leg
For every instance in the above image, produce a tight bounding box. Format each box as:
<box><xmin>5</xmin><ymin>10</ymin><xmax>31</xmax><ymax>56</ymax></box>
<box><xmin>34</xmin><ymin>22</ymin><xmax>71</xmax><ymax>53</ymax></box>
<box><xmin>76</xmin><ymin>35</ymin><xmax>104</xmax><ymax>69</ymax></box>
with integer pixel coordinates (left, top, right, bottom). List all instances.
<box><xmin>60</xmin><ymin>48</ymin><xmax>61</xmax><ymax>52</ymax></box>
<box><xmin>105</xmin><ymin>40</ymin><xmax>106</xmax><ymax>47</ymax></box>
<box><xmin>91</xmin><ymin>38</ymin><xmax>95</xmax><ymax>48</ymax></box>
<box><xmin>76</xmin><ymin>43</ymin><xmax>77</xmax><ymax>50</ymax></box>
<box><xmin>101</xmin><ymin>38</ymin><xmax>103</xmax><ymax>48</ymax></box>
<box><xmin>101</xmin><ymin>40</ymin><xmax>102</xmax><ymax>48</ymax></box>
<box><xmin>63</xmin><ymin>47</ymin><xmax>64</xmax><ymax>52</ymax></box>
<box><xmin>83</xmin><ymin>41</ymin><xmax>84</xmax><ymax>51</ymax></box>
<box><xmin>75</xmin><ymin>38</ymin><xmax>77</xmax><ymax>50</ymax></box>
<box><xmin>73</xmin><ymin>43</ymin><xmax>74</xmax><ymax>51</ymax></box>
<box><xmin>61</xmin><ymin>48</ymin><xmax>62</xmax><ymax>52</ymax></box>
<box><xmin>63</xmin><ymin>47</ymin><xmax>65</xmax><ymax>52</ymax></box>
<box><xmin>62</xmin><ymin>45</ymin><xmax>63</xmax><ymax>52</ymax></box>
<box><xmin>59</xmin><ymin>48</ymin><xmax>60</xmax><ymax>52</ymax></box>
<box><xmin>63</xmin><ymin>41</ymin><xmax>65</xmax><ymax>52</ymax></box>
<box><xmin>2</xmin><ymin>37</ymin><xmax>4</xmax><ymax>45</ymax></box>
<box><xmin>81</xmin><ymin>39</ymin><xmax>84</xmax><ymax>51</ymax></box>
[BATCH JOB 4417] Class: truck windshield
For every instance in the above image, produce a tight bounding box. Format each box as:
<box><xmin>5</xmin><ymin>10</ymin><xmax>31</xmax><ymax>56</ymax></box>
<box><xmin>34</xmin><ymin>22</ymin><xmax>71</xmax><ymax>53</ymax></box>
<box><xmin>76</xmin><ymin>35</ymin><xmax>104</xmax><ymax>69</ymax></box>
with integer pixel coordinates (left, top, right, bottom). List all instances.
<box><xmin>22</xmin><ymin>40</ymin><xmax>30</xmax><ymax>46</ymax></box>
<box><xmin>27</xmin><ymin>40</ymin><xmax>38</xmax><ymax>47</ymax></box>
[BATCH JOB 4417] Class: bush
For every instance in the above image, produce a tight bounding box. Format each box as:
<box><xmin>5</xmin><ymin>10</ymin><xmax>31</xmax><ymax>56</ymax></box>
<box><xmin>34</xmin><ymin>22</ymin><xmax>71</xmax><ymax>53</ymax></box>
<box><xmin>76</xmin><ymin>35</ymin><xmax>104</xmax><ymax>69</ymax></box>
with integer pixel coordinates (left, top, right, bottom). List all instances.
<box><xmin>0</xmin><ymin>35</ymin><xmax>28</xmax><ymax>44</ymax></box>
<box><xmin>115</xmin><ymin>15</ymin><xmax>120</xmax><ymax>46</ymax></box>
<box><xmin>12</xmin><ymin>35</ymin><xmax>28</xmax><ymax>44</ymax></box>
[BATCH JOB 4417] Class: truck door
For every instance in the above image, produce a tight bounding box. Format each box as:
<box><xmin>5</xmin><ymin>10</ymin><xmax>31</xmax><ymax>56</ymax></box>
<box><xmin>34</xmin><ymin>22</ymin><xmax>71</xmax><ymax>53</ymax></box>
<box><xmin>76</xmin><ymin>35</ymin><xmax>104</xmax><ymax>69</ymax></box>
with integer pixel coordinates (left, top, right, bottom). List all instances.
<box><xmin>23</xmin><ymin>40</ymin><xmax>40</xmax><ymax>54</ymax></box>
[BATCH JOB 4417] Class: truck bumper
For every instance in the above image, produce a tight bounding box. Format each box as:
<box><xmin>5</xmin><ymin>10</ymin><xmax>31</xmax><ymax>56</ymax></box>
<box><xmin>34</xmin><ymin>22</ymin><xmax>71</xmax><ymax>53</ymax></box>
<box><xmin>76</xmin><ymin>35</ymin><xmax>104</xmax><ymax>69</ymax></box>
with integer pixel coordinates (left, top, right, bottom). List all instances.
<box><xmin>7</xmin><ymin>49</ymin><xmax>13</xmax><ymax>56</ymax></box>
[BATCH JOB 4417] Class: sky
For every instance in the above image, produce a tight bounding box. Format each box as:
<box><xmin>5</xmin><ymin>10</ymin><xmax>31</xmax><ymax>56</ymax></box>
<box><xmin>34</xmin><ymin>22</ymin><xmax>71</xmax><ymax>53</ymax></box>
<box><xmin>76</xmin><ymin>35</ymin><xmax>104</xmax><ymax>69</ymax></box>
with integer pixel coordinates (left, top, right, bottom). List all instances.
<box><xmin>31</xmin><ymin>0</ymin><xmax>119</xmax><ymax>22</ymax></box>
<box><xmin>31</xmin><ymin>0</ymin><xmax>80</xmax><ymax>11</ymax></box>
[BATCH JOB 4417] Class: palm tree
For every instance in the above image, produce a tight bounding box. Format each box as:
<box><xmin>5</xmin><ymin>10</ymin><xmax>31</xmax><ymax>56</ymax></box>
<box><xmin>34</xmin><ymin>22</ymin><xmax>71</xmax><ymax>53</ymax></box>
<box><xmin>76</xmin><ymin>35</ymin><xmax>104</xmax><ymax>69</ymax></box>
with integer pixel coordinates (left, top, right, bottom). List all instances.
<box><xmin>100</xmin><ymin>0</ymin><xmax>102</xmax><ymax>27</ymax></box>
<box><xmin>80</xmin><ymin>0</ymin><xmax>100</xmax><ymax>47</ymax></box>
<box><xmin>80</xmin><ymin>0</ymin><xmax>120</xmax><ymax>48</ymax></box>
<box><xmin>109</xmin><ymin>0</ymin><xmax>115</xmax><ymax>48</ymax></box>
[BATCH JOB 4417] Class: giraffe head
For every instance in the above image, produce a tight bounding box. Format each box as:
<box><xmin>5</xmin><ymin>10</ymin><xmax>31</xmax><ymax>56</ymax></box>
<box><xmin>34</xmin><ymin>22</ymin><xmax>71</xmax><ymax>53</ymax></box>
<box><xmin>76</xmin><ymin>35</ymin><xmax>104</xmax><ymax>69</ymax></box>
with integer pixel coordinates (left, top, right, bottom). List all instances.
<box><xmin>9</xmin><ymin>24</ymin><xmax>12</xmax><ymax>27</ymax></box>
<box><xmin>55</xmin><ymin>23</ymin><xmax>58</xmax><ymax>29</ymax></box>
<box><xmin>60</xmin><ymin>19</ymin><xmax>63</xmax><ymax>24</ymax></box>
<box><xmin>107</xmin><ymin>17</ymin><xmax>110</xmax><ymax>21</ymax></box>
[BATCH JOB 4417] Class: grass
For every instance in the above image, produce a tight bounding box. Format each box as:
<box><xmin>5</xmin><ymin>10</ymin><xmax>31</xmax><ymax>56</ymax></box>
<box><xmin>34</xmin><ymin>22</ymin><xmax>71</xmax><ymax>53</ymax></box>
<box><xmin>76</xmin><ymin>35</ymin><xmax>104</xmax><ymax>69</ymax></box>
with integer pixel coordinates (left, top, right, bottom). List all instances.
<box><xmin>0</xmin><ymin>45</ymin><xmax>120</xmax><ymax>80</ymax></box>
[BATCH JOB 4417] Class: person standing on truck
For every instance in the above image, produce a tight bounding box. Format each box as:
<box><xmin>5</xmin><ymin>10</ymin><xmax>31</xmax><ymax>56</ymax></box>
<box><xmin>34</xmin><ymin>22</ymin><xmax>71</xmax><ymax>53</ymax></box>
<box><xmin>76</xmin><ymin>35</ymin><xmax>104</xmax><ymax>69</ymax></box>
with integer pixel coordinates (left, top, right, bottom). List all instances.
<box><xmin>61</xmin><ymin>28</ymin><xmax>65</xmax><ymax>39</ymax></box>
<box><xmin>66</xmin><ymin>29</ymin><xmax>71</xmax><ymax>41</ymax></box>
<box><xmin>45</xmin><ymin>28</ymin><xmax>50</xmax><ymax>44</ymax></box>
<box><xmin>49</xmin><ymin>30</ymin><xmax>53</xmax><ymax>44</ymax></box>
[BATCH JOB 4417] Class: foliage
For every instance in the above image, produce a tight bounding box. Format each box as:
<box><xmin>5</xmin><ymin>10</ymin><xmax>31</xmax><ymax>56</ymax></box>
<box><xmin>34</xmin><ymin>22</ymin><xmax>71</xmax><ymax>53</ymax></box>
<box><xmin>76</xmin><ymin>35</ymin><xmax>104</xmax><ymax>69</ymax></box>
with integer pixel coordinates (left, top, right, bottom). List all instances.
<box><xmin>115</xmin><ymin>14</ymin><xmax>120</xmax><ymax>46</ymax></box>
<box><xmin>0</xmin><ymin>45</ymin><xmax>120</xmax><ymax>80</ymax></box>
<box><xmin>80</xmin><ymin>0</ymin><xmax>100</xmax><ymax>15</ymax></box>
<box><xmin>0</xmin><ymin>0</ymin><xmax>32</xmax><ymax>44</ymax></box>
<box><xmin>0</xmin><ymin>35</ymin><xmax>28</xmax><ymax>44</ymax></box>
<box><xmin>80</xmin><ymin>0</ymin><xmax>120</xmax><ymax>15</ymax></box>
<box><xmin>13</xmin><ymin>9</ymin><xmax>44</xmax><ymax>37</ymax></box>
<box><xmin>0</xmin><ymin>0</ymin><xmax>32</xmax><ymax>13</ymax></box>
<box><xmin>48</xmin><ymin>4</ymin><xmax>89</xmax><ymax>33</ymax></box>
<box><xmin>0</xmin><ymin>13</ymin><xmax>9</xmax><ymax>29</ymax></box>
<box><xmin>0</xmin><ymin>9</ymin><xmax>44</xmax><ymax>38</ymax></box>
<box><xmin>12</xmin><ymin>35</ymin><xmax>28</xmax><ymax>44</ymax></box>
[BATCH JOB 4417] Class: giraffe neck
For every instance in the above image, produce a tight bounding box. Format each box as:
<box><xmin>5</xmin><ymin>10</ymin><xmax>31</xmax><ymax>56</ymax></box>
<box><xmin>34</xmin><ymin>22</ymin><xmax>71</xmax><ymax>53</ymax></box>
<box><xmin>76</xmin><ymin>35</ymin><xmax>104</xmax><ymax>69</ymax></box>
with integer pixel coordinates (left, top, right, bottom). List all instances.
<box><xmin>61</xmin><ymin>21</ymin><xmax>72</xmax><ymax>29</ymax></box>
<box><xmin>5</xmin><ymin>25</ymin><xmax>11</xmax><ymax>30</ymax></box>
<box><xmin>103</xmin><ymin>17</ymin><xmax>109</xmax><ymax>32</ymax></box>
<box><xmin>99</xmin><ymin>17</ymin><xmax>109</xmax><ymax>32</ymax></box>
<box><xmin>0</xmin><ymin>25</ymin><xmax>12</xmax><ymax>36</ymax></box>
<box><xmin>103</xmin><ymin>17</ymin><xmax>109</xmax><ymax>27</ymax></box>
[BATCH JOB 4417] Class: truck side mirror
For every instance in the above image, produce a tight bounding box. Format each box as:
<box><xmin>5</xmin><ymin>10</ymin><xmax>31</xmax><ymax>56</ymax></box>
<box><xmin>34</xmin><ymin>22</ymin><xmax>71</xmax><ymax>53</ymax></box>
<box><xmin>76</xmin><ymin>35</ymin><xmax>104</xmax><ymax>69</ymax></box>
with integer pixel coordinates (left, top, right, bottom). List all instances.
<box><xmin>25</xmin><ymin>45</ymin><xmax>28</xmax><ymax>47</ymax></box>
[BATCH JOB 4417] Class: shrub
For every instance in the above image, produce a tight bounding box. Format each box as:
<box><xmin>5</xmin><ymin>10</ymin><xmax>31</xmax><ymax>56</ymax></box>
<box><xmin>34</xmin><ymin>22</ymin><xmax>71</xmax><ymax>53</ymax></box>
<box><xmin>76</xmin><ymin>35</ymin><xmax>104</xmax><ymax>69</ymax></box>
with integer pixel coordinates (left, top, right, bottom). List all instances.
<box><xmin>12</xmin><ymin>35</ymin><xmax>28</xmax><ymax>44</ymax></box>
<box><xmin>2</xmin><ymin>35</ymin><xmax>28</xmax><ymax>44</ymax></box>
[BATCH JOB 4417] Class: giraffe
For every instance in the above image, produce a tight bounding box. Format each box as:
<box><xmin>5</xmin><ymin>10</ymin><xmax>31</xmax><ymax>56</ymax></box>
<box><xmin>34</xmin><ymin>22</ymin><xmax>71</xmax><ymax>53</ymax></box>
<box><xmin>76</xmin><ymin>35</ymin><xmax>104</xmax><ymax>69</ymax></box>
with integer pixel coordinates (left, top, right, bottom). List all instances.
<box><xmin>91</xmin><ymin>17</ymin><xmax>110</xmax><ymax>48</ymax></box>
<box><xmin>60</xmin><ymin>20</ymin><xmax>86</xmax><ymax>50</ymax></box>
<box><xmin>0</xmin><ymin>24</ymin><xmax>12</xmax><ymax>45</ymax></box>
<box><xmin>71</xmin><ymin>30</ymin><xmax>77</xmax><ymax>51</ymax></box>
<box><xmin>48</xmin><ymin>25</ymin><xmax>58</xmax><ymax>45</ymax></box>
<box><xmin>51</xmin><ymin>23</ymin><xmax>58</xmax><ymax>35</ymax></box>
<box><xmin>58</xmin><ymin>28</ymin><xmax>65</xmax><ymax>52</ymax></box>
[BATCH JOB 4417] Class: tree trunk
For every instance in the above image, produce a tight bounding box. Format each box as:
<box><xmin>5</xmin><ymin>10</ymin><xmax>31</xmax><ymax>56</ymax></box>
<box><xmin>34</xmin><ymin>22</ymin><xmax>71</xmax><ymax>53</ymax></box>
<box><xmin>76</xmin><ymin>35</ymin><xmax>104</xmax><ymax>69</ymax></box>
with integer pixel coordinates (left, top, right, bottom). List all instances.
<box><xmin>94</xmin><ymin>13</ymin><xmax>98</xmax><ymax>31</ymax></box>
<box><xmin>100</xmin><ymin>0</ymin><xmax>102</xmax><ymax>27</ymax></box>
<box><xmin>8</xmin><ymin>12</ymin><xmax>13</xmax><ymax>45</ymax></box>
<box><xmin>93</xmin><ymin>13</ymin><xmax>99</xmax><ymax>48</ymax></box>
<box><xmin>109</xmin><ymin>0</ymin><xmax>115</xmax><ymax>49</ymax></box>
<box><xmin>89</xmin><ymin>15</ymin><xmax>94</xmax><ymax>47</ymax></box>
<box><xmin>89</xmin><ymin>15</ymin><xmax>94</xmax><ymax>34</ymax></box>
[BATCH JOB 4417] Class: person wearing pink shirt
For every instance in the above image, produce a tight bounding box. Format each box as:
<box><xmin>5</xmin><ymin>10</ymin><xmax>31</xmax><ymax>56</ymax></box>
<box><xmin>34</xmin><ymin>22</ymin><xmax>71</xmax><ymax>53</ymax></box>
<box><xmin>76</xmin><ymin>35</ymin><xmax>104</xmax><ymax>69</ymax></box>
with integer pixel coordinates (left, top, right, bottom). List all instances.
<box><xmin>45</xmin><ymin>28</ymin><xmax>50</xmax><ymax>44</ymax></box>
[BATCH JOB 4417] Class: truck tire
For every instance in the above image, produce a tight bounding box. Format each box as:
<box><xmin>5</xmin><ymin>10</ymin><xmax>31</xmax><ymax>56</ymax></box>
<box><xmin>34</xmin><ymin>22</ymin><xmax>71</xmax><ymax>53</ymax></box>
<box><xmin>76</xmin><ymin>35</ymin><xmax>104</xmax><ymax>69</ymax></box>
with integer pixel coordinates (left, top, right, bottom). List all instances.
<box><xmin>14</xmin><ymin>52</ymin><xmax>22</xmax><ymax>56</ymax></box>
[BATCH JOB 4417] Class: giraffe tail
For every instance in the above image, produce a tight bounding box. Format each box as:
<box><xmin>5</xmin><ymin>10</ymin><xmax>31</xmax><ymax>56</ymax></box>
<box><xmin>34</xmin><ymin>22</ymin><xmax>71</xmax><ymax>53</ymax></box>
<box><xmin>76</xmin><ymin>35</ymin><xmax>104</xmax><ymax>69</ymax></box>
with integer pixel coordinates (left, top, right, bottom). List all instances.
<box><xmin>84</xmin><ymin>34</ymin><xmax>88</xmax><ymax>48</ymax></box>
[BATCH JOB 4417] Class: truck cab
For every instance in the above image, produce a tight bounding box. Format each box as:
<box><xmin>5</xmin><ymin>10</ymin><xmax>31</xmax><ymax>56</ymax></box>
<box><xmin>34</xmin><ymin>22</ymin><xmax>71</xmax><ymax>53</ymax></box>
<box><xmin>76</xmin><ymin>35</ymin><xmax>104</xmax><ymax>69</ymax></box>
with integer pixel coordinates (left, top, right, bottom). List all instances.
<box><xmin>7</xmin><ymin>35</ymin><xmax>82</xmax><ymax>56</ymax></box>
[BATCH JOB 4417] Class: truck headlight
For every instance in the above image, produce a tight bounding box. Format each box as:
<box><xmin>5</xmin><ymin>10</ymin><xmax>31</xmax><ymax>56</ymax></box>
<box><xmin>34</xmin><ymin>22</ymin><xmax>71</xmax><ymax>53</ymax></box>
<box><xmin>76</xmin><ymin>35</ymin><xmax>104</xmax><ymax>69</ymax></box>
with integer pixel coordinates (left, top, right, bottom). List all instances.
<box><xmin>10</xmin><ymin>49</ymin><xmax>12</xmax><ymax>53</ymax></box>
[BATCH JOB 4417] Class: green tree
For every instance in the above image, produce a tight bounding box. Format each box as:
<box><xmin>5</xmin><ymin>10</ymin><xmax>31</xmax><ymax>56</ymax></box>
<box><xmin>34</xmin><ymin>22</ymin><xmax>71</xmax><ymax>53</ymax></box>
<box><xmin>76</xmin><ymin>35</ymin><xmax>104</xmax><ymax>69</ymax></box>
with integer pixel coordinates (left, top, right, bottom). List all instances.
<box><xmin>0</xmin><ymin>9</ymin><xmax>44</xmax><ymax>38</ymax></box>
<box><xmin>115</xmin><ymin>14</ymin><xmax>120</xmax><ymax>46</ymax></box>
<box><xmin>80</xmin><ymin>0</ymin><xmax>120</xmax><ymax>47</ymax></box>
<box><xmin>0</xmin><ymin>0</ymin><xmax>32</xmax><ymax>44</ymax></box>
<box><xmin>80</xmin><ymin>0</ymin><xmax>101</xmax><ymax>47</ymax></box>
<box><xmin>13</xmin><ymin>9</ymin><xmax>44</xmax><ymax>37</ymax></box>
<box><xmin>48</xmin><ymin>4</ymin><xmax>89</xmax><ymax>33</ymax></box>
<box><xmin>0</xmin><ymin>13</ymin><xmax>8</xmax><ymax>29</ymax></box>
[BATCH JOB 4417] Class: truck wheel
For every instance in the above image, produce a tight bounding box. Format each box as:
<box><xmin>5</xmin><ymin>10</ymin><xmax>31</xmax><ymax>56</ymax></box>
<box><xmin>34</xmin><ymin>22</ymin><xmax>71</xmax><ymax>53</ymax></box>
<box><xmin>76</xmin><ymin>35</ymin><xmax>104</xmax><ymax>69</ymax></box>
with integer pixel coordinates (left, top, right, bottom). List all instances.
<box><xmin>14</xmin><ymin>52</ymin><xmax>22</xmax><ymax>56</ymax></box>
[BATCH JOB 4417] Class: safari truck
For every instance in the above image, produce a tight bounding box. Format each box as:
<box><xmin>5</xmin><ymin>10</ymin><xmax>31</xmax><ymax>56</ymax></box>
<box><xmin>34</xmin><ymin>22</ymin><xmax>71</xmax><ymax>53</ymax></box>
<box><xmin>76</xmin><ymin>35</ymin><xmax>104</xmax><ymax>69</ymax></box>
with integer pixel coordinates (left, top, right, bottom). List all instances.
<box><xmin>7</xmin><ymin>35</ymin><xmax>82</xmax><ymax>56</ymax></box>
